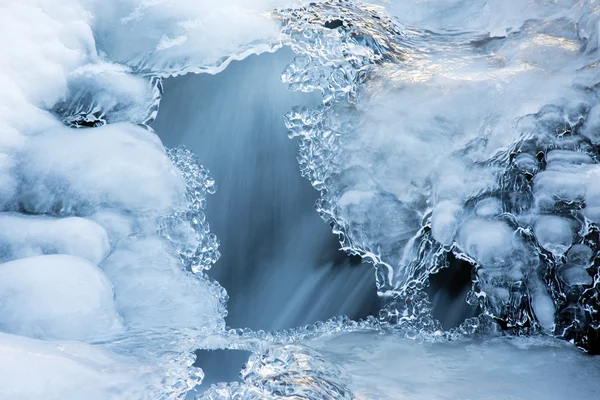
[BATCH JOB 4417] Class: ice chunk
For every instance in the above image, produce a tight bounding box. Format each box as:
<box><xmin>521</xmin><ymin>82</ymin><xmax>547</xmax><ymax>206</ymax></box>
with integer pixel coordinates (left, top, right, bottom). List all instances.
<box><xmin>534</xmin><ymin>216</ymin><xmax>574</xmax><ymax>256</ymax></box>
<box><xmin>533</xmin><ymin>169</ymin><xmax>588</xmax><ymax>210</ymax></box>
<box><xmin>473</xmin><ymin>197</ymin><xmax>502</xmax><ymax>218</ymax></box>
<box><xmin>584</xmin><ymin>178</ymin><xmax>600</xmax><ymax>223</ymax></box>
<box><xmin>90</xmin><ymin>210</ymin><xmax>136</xmax><ymax>245</ymax></box>
<box><xmin>582</xmin><ymin>104</ymin><xmax>600</xmax><ymax>143</ymax></box>
<box><xmin>431</xmin><ymin>201</ymin><xmax>462</xmax><ymax>246</ymax></box>
<box><xmin>0</xmin><ymin>333</ymin><xmax>157</xmax><ymax>400</ymax></box>
<box><xmin>0</xmin><ymin>213</ymin><xmax>110</xmax><ymax>264</ymax></box>
<box><xmin>101</xmin><ymin>237</ymin><xmax>225</xmax><ymax>332</ymax></box>
<box><xmin>53</xmin><ymin>62</ymin><xmax>159</xmax><ymax>127</ymax></box>
<box><xmin>0</xmin><ymin>255</ymin><xmax>122</xmax><ymax>340</ymax></box>
<box><xmin>531</xmin><ymin>285</ymin><xmax>556</xmax><ymax>332</ymax></box>
<box><xmin>19</xmin><ymin>123</ymin><xmax>186</xmax><ymax>215</ymax></box>
<box><xmin>513</xmin><ymin>153</ymin><xmax>539</xmax><ymax>175</ymax></box>
<box><xmin>561</xmin><ymin>267</ymin><xmax>593</xmax><ymax>286</ymax></box>
<box><xmin>566</xmin><ymin>244</ymin><xmax>594</xmax><ymax>268</ymax></box>
<box><xmin>562</xmin><ymin>244</ymin><xmax>594</xmax><ymax>285</ymax></box>
<box><xmin>89</xmin><ymin>0</ymin><xmax>300</xmax><ymax>76</ymax></box>
<box><xmin>458</xmin><ymin>219</ymin><xmax>515</xmax><ymax>267</ymax></box>
<box><xmin>546</xmin><ymin>150</ymin><xmax>593</xmax><ymax>168</ymax></box>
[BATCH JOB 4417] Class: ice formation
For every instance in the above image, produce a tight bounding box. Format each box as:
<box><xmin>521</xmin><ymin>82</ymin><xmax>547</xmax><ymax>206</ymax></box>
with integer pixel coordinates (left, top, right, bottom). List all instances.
<box><xmin>1</xmin><ymin>0</ymin><xmax>600</xmax><ymax>398</ymax></box>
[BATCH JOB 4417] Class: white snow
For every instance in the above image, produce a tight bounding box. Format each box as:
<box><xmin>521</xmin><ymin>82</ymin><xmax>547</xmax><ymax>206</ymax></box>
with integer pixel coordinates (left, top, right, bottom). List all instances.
<box><xmin>0</xmin><ymin>213</ymin><xmax>110</xmax><ymax>264</ymax></box>
<box><xmin>0</xmin><ymin>333</ymin><xmax>157</xmax><ymax>400</ymax></box>
<box><xmin>19</xmin><ymin>123</ymin><xmax>186</xmax><ymax>216</ymax></box>
<box><xmin>0</xmin><ymin>255</ymin><xmax>123</xmax><ymax>341</ymax></box>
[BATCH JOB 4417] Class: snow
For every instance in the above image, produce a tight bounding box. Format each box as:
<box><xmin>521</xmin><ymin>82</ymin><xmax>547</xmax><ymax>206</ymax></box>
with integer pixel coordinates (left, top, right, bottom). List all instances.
<box><xmin>0</xmin><ymin>213</ymin><xmax>110</xmax><ymax>264</ymax></box>
<box><xmin>0</xmin><ymin>333</ymin><xmax>157</xmax><ymax>400</ymax></box>
<box><xmin>306</xmin><ymin>332</ymin><xmax>600</xmax><ymax>400</ymax></box>
<box><xmin>19</xmin><ymin>123</ymin><xmax>186</xmax><ymax>216</ymax></box>
<box><xmin>0</xmin><ymin>255</ymin><xmax>122</xmax><ymax>341</ymax></box>
<box><xmin>0</xmin><ymin>0</ymin><xmax>599</xmax><ymax>398</ymax></box>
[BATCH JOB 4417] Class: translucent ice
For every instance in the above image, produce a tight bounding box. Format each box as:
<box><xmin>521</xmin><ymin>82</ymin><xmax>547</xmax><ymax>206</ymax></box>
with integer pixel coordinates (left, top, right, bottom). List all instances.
<box><xmin>101</xmin><ymin>237</ymin><xmax>225</xmax><ymax>332</ymax></box>
<box><xmin>203</xmin><ymin>332</ymin><xmax>600</xmax><ymax>400</ymax></box>
<box><xmin>431</xmin><ymin>201</ymin><xmax>462</xmax><ymax>246</ymax></box>
<box><xmin>88</xmin><ymin>0</ymin><xmax>308</xmax><ymax>76</ymax></box>
<box><xmin>534</xmin><ymin>216</ymin><xmax>574</xmax><ymax>256</ymax></box>
<box><xmin>277</xmin><ymin>0</ymin><xmax>600</xmax><ymax>345</ymax></box>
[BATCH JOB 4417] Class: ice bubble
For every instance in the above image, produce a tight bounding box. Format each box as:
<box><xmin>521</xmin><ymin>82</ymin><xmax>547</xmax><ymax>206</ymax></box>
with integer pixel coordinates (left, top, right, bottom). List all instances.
<box><xmin>531</xmin><ymin>285</ymin><xmax>556</xmax><ymax>332</ymax></box>
<box><xmin>458</xmin><ymin>219</ymin><xmax>515</xmax><ymax>267</ymax></box>
<box><xmin>566</xmin><ymin>244</ymin><xmax>594</xmax><ymax>268</ymax></box>
<box><xmin>474</xmin><ymin>197</ymin><xmax>502</xmax><ymax>218</ymax></box>
<box><xmin>534</xmin><ymin>216</ymin><xmax>574</xmax><ymax>256</ymax></box>
<box><xmin>561</xmin><ymin>267</ymin><xmax>593</xmax><ymax>286</ymax></box>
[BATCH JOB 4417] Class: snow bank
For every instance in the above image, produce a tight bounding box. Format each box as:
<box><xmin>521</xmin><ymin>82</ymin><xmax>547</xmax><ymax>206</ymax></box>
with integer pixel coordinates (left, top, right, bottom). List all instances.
<box><xmin>0</xmin><ymin>255</ymin><xmax>122</xmax><ymax>341</ymax></box>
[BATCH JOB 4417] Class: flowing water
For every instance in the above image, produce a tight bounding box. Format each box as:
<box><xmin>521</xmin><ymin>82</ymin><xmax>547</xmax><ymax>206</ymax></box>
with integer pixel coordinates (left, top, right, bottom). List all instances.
<box><xmin>2</xmin><ymin>1</ymin><xmax>600</xmax><ymax>399</ymax></box>
<box><xmin>153</xmin><ymin>48</ymin><xmax>380</xmax><ymax>332</ymax></box>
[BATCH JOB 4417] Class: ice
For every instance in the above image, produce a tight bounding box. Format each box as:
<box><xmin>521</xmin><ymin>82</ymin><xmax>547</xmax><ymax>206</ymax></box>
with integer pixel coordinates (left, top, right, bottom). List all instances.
<box><xmin>0</xmin><ymin>213</ymin><xmax>110</xmax><ymax>264</ymax></box>
<box><xmin>0</xmin><ymin>333</ymin><xmax>157</xmax><ymax>400</ymax></box>
<box><xmin>88</xmin><ymin>0</ymin><xmax>308</xmax><ymax>76</ymax></box>
<box><xmin>0</xmin><ymin>2</ymin><xmax>229</xmax><ymax>392</ymax></box>
<box><xmin>203</xmin><ymin>332</ymin><xmax>600</xmax><ymax>399</ymax></box>
<box><xmin>19</xmin><ymin>123</ymin><xmax>186</xmax><ymax>216</ymax></box>
<box><xmin>458</xmin><ymin>219</ymin><xmax>516</xmax><ymax>268</ymax></box>
<box><xmin>534</xmin><ymin>216</ymin><xmax>574</xmax><ymax>256</ymax></box>
<box><xmin>101</xmin><ymin>237</ymin><xmax>225</xmax><ymax>332</ymax></box>
<box><xmin>0</xmin><ymin>255</ymin><xmax>122</xmax><ymax>341</ymax></box>
<box><xmin>431</xmin><ymin>201</ymin><xmax>462</xmax><ymax>246</ymax></box>
<box><xmin>53</xmin><ymin>62</ymin><xmax>160</xmax><ymax>127</ymax></box>
<box><xmin>1</xmin><ymin>0</ymin><xmax>600</xmax><ymax>397</ymax></box>
<box><xmin>561</xmin><ymin>266</ymin><xmax>594</xmax><ymax>286</ymax></box>
<box><xmin>582</xmin><ymin>104</ymin><xmax>600</xmax><ymax>143</ymax></box>
<box><xmin>531</xmin><ymin>285</ymin><xmax>556</xmax><ymax>332</ymax></box>
<box><xmin>311</xmin><ymin>333</ymin><xmax>600</xmax><ymax>400</ymax></box>
<box><xmin>277</xmin><ymin>0</ymin><xmax>600</xmax><ymax>346</ymax></box>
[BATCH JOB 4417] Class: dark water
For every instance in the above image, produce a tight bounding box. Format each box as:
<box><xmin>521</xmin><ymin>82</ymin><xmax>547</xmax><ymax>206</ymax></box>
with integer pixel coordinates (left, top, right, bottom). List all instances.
<box><xmin>153</xmin><ymin>49</ymin><xmax>379</xmax><ymax>333</ymax></box>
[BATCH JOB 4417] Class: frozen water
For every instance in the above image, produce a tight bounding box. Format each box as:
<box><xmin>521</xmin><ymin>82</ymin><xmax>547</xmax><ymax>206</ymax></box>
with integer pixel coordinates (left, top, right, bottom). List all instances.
<box><xmin>308</xmin><ymin>333</ymin><xmax>600</xmax><ymax>400</ymax></box>
<box><xmin>534</xmin><ymin>215</ymin><xmax>574</xmax><ymax>256</ymax></box>
<box><xmin>19</xmin><ymin>123</ymin><xmax>186</xmax><ymax>216</ymax></box>
<box><xmin>88</xmin><ymin>0</ymin><xmax>307</xmax><ymax>76</ymax></box>
<box><xmin>1</xmin><ymin>0</ymin><xmax>600</xmax><ymax>398</ymax></box>
<box><xmin>0</xmin><ymin>213</ymin><xmax>110</xmax><ymax>264</ymax></box>
<box><xmin>0</xmin><ymin>255</ymin><xmax>122</xmax><ymax>340</ymax></box>
<box><xmin>0</xmin><ymin>333</ymin><xmax>160</xmax><ymax>400</ymax></box>
<box><xmin>202</xmin><ymin>332</ymin><xmax>600</xmax><ymax>399</ymax></box>
<box><xmin>277</xmin><ymin>0</ymin><xmax>600</xmax><ymax>348</ymax></box>
<box><xmin>101</xmin><ymin>237</ymin><xmax>225</xmax><ymax>332</ymax></box>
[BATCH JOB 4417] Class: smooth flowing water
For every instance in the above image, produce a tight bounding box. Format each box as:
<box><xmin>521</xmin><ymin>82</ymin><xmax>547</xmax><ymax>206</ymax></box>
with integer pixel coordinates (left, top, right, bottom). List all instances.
<box><xmin>153</xmin><ymin>49</ymin><xmax>380</xmax><ymax>332</ymax></box>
